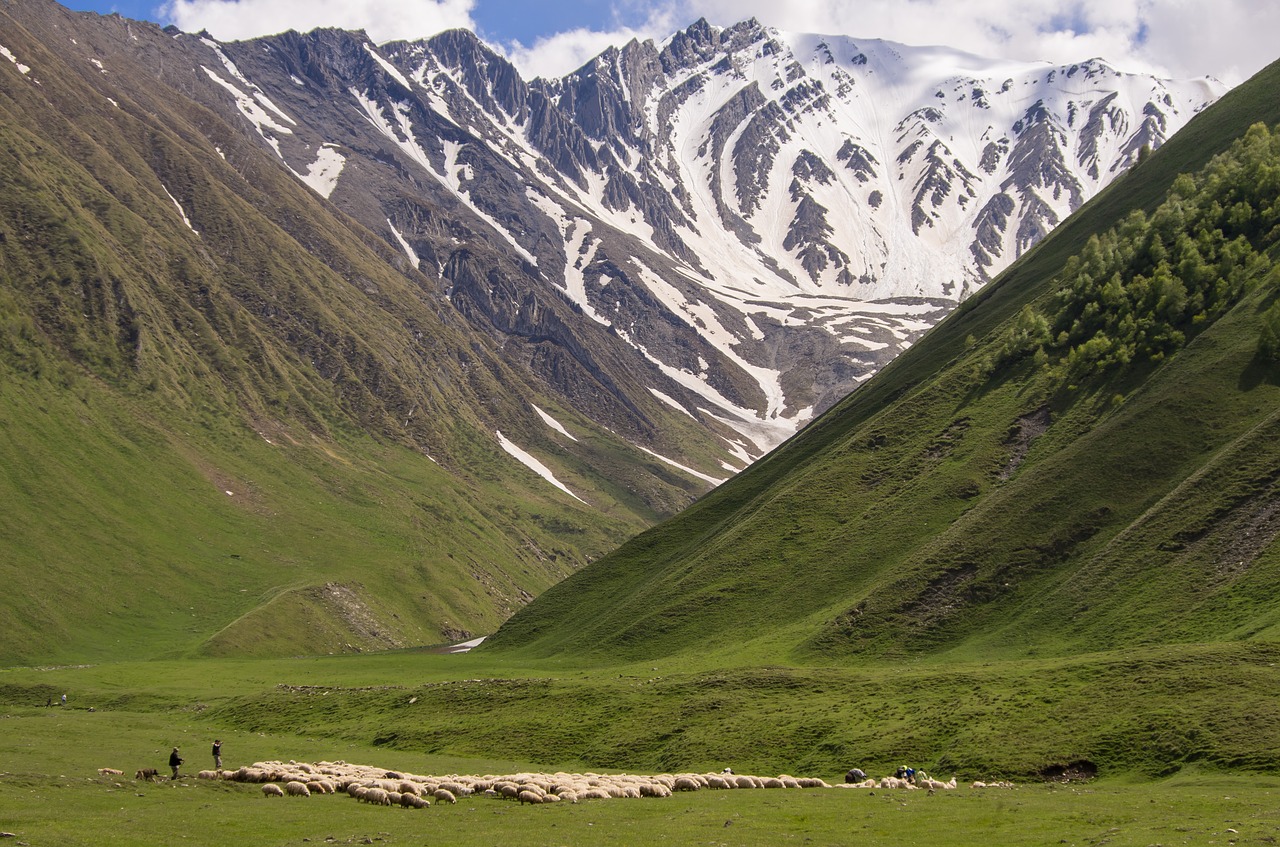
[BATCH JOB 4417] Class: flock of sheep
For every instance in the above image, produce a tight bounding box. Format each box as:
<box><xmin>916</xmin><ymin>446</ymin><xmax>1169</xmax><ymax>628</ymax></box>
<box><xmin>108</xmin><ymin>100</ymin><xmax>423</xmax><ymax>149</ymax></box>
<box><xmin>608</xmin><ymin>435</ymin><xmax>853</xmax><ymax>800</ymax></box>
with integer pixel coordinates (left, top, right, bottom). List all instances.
<box><xmin>194</xmin><ymin>759</ymin><xmax>1012</xmax><ymax>806</ymax></box>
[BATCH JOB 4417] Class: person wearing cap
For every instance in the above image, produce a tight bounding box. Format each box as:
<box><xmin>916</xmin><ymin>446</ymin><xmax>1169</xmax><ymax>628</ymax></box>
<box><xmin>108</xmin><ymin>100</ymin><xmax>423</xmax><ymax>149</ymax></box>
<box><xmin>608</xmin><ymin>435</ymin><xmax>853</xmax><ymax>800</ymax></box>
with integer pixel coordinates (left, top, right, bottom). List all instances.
<box><xmin>169</xmin><ymin>747</ymin><xmax>184</xmax><ymax>780</ymax></box>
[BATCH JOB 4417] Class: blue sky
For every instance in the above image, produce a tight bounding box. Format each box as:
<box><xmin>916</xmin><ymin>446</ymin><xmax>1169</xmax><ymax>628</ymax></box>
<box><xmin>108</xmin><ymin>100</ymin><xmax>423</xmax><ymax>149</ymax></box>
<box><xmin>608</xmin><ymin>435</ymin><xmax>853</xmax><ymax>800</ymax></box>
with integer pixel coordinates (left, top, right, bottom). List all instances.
<box><xmin>58</xmin><ymin>0</ymin><xmax>1274</xmax><ymax>85</ymax></box>
<box><xmin>63</xmin><ymin>0</ymin><xmax>637</xmax><ymax>51</ymax></box>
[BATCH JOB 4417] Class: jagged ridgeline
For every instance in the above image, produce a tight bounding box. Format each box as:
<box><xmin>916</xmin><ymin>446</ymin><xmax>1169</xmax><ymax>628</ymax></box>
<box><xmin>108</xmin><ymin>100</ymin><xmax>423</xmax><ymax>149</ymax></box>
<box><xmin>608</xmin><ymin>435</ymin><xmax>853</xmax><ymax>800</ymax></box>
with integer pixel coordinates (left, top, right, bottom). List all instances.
<box><xmin>486</xmin><ymin>61</ymin><xmax>1280</xmax><ymax>664</ymax></box>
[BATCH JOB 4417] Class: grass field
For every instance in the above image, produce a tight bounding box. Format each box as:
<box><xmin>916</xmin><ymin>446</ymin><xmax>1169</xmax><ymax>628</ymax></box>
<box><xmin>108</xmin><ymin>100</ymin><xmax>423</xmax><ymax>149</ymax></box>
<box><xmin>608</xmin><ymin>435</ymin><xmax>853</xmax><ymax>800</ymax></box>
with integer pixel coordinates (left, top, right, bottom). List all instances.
<box><xmin>3</xmin><ymin>651</ymin><xmax>1280</xmax><ymax>846</ymax></box>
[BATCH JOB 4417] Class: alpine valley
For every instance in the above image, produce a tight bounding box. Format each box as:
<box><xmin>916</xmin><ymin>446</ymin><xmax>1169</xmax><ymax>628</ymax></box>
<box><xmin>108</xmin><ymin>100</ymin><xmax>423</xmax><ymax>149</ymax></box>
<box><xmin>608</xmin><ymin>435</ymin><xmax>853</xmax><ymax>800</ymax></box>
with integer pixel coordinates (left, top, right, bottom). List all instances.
<box><xmin>0</xmin><ymin>0</ymin><xmax>1222</xmax><ymax>661</ymax></box>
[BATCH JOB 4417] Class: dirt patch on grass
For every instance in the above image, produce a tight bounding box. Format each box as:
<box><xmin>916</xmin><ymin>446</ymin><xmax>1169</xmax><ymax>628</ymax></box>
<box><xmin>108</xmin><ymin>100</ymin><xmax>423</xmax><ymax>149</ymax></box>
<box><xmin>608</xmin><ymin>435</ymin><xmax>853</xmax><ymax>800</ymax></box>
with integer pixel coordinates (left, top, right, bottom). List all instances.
<box><xmin>308</xmin><ymin>582</ymin><xmax>403</xmax><ymax>650</ymax></box>
<box><xmin>1039</xmin><ymin>760</ymin><xmax>1098</xmax><ymax>782</ymax></box>
<box><xmin>1213</xmin><ymin>494</ymin><xmax>1280</xmax><ymax>582</ymax></box>
<box><xmin>999</xmin><ymin>406</ymin><xmax>1051</xmax><ymax>480</ymax></box>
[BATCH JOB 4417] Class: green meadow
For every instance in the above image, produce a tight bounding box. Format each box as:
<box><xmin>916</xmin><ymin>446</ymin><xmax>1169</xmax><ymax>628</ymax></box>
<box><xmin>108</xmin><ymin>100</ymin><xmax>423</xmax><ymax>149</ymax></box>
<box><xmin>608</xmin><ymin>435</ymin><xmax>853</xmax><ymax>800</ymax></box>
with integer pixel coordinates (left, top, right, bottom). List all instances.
<box><xmin>4</xmin><ymin>650</ymin><xmax>1280</xmax><ymax>846</ymax></box>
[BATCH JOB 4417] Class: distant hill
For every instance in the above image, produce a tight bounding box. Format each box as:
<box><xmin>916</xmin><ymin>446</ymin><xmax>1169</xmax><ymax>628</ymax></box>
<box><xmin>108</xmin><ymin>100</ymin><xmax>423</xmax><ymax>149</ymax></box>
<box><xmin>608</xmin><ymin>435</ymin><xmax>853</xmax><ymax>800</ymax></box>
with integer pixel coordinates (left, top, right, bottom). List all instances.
<box><xmin>486</xmin><ymin>56</ymin><xmax>1280</xmax><ymax>666</ymax></box>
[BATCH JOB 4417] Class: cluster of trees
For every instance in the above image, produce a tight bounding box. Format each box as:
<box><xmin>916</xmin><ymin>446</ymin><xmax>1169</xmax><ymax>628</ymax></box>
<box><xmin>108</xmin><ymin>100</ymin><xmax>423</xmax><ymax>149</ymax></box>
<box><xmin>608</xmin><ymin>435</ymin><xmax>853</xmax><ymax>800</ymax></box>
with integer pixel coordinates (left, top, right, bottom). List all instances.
<box><xmin>993</xmin><ymin>122</ymin><xmax>1280</xmax><ymax>380</ymax></box>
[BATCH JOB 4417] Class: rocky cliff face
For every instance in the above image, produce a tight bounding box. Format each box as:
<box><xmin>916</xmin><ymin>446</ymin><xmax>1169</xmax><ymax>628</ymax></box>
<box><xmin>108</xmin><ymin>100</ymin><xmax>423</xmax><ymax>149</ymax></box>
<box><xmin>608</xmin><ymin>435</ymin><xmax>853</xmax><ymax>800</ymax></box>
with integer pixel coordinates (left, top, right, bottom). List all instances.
<box><xmin>3</xmin><ymin>4</ymin><xmax>1223</xmax><ymax>474</ymax></box>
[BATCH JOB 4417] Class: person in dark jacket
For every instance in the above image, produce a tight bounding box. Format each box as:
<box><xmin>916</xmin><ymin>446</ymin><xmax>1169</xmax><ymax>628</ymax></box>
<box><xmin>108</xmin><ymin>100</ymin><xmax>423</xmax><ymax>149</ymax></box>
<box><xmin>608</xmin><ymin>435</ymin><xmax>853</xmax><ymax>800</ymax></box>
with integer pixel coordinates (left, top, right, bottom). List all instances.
<box><xmin>169</xmin><ymin>747</ymin><xmax>183</xmax><ymax>780</ymax></box>
<box><xmin>212</xmin><ymin>740</ymin><xmax>222</xmax><ymax>770</ymax></box>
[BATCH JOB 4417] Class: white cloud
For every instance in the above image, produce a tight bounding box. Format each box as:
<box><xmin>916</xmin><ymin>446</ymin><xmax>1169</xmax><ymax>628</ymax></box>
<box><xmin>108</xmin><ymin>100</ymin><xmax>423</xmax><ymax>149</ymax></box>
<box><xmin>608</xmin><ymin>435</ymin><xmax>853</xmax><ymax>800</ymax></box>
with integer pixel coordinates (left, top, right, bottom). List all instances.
<box><xmin>497</xmin><ymin>4</ymin><xmax>680</xmax><ymax>79</ymax></box>
<box><xmin>678</xmin><ymin>0</ymin><xmax>1273</xmax><ymax>85</ymax></box>
<box><xmin>160</xmin><ymin>0</ymin><xmax>477</xmax><ymax>43</ymax></box>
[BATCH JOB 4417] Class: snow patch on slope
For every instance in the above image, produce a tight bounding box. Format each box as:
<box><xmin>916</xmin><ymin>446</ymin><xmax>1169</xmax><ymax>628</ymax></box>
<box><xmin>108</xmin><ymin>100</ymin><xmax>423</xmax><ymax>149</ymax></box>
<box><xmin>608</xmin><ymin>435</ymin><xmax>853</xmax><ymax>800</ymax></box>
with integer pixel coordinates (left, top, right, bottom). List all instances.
<box><xmin>0</xmin><ymin>44</ymin><xmax>31</xmax><ymax>75</ymax></box>
<box><xmin>634</xmin><ymin>443</ymin><xmax>726</xmax><ymax>485</ymax></box>
<box><xmin>532</xmin><ymin>405</ymin><xmax>578</xmax><ymax>441</ymax></box>
<box><xmin>160</xmin><ymin>184</ymin><xmax>198</xmax><ymax>234</ymax></box>
<box><xmin>387</xmin><ymin>219</ymin><xmax>420</xmax><ymax>269</ymax></box>
<box><xmin>496</xmin><ymin>431</ymin><xmax>586</xmax><ymax>503</ymax></box>
<box><xmin>291</xmin><ymin>143</ymin><xmax>346</xmax><ymax>198</ymax></box>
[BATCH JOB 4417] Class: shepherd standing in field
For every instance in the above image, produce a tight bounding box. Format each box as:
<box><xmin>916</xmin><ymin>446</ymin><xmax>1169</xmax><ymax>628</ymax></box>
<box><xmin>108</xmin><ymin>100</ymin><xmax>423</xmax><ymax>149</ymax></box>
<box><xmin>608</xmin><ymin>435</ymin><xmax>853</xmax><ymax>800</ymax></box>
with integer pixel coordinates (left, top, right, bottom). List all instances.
<box><xmin>212</xmin><ymin>740</ymin><xmax>222</xmax><ymax>770</ymax></box>
<box><xmin>169</xmin><ymin>747</ymin><xmax>183</xmax><ymax>780</ymax></box>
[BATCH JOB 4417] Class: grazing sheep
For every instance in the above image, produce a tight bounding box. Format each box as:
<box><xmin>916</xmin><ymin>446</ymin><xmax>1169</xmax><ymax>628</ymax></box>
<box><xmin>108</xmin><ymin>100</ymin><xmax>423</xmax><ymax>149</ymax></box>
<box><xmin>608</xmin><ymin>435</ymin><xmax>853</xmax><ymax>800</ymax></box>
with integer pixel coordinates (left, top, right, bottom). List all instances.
<box><xmin>734</xmin><ymin>775</ymin><xmax>757</xmax><ymax>789</ymax></box>
<box><xmin>262</xmin><ymin>783</ymin><xmax>284</xmax><ymax>798</ymax></box>
<box><xmin>516</xmin><ymin>789</ymin><xmax>543</xmax><ymax>805</ymax></box>
<box><xmin>432</xmin><ymin>788</ymin><xmax>457</xmax><ymax>805</ymax></box>
<box><xmin>363</xmin><ymin>787</ymin><xmax>390</xmax><ymax>806</ymax></box>
<box><xmin>760</xmin><ymin>777</ymin><xmax>785</xmax><ymax>789</ymax></box>
<box><xmin>309</xmin><ymin>779</ymin><xmax>335</xmax><ymax>794</ymax></box>
<box><xmin>797</xmin><ymin>778</ymin><xmax>831</xmax><ymax>788</ymax></box>
<box><xmin>878</xmin><ymin>777</ymin><xmax>915</xmax><ymax>790</ymax></box>
<box><xmin>98</xmin><ymin>768</ymin><xmax>124</xmax><ymax>776</ymax></box>
<box><xmin>285</xmin><ymin>781</ymin><xmax>311</xmax><ymax>797</ymax></box>
<box><xmin>197</xmin><ymin>770</ymin><xmax>218</xmax><ymax>780</ymax></box>
<box><xmin>706</xmin><ymin>775</ymin><xmax>732</xmax><ymax>789</ymax></box>
<box><xmin>399</xmin><ymin>792</ymin><xmax>426</xmax><ymax>808</ymax></box>
<box><xmin>398</xmin><ymin>781</ymin><xmax>420</xmax><ymax>796</ymax></box>
<box><xmin>917</xmin><ymin>776</ymin><xmax>957</xmax><ymax>790</ymax></box>
<box><xmin>386</xmin><ymin>791</ymin><xmax>403</xmax><ymax>806</ymax></box>
<box><xmin>581</xmin><ymin>788</ymin><xmax>612</xmax><ymax>800</ymax></box>
<box><xmin>672</xmin><ymin>776</ymin><xmax>701</xmax><ymax>792</ymax></box>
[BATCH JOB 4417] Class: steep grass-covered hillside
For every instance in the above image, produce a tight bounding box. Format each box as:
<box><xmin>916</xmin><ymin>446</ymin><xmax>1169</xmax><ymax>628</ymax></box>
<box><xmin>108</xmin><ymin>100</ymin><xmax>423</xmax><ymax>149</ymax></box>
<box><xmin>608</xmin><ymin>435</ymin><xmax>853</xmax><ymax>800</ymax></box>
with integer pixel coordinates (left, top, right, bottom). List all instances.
<box><xmin>487</xmin><ymin>58</ymin><xmax>1280</xmax><ymax>665</ymax></box>
<box><xmin>0</xmin><ymin>7</ymin><xmax>716</xmax><ymax>664</ymax></box>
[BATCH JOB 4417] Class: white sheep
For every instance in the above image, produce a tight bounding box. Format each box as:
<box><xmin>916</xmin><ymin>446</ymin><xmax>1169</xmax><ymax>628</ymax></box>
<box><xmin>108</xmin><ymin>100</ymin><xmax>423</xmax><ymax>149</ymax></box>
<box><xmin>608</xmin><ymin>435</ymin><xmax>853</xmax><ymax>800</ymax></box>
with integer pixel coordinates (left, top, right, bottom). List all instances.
<box><xmin>262</xmin><ymin>783</ymin><xmax>284</xmax><ymax>797</ymax></box>
<box><xmin>400</xmin><ymin>792</ymin><xmax>430</xmax><ymax>808</ymax></box>
<box><xmin>797</xmin><ymin>778</ymin><xmax>831</xmax><ymax>788</ymax></box>
<box><xmin>878</xmin><ymin>777</ymin><xmax>915</xmax><ymax>790</ymax></box>
<box><xmin>285</xmin><ymin>781</ymin><xmax>311</xmax><ymax>797</ymax></box>
<box><xmin>432</xmin><ymin>788</ymin><xmax>457</xmax><ymax>805</ymax></box>
<box><xmin>363</xmin><ymin>787</ymin><xmax>390</xmax><ymax>806</ymax></box>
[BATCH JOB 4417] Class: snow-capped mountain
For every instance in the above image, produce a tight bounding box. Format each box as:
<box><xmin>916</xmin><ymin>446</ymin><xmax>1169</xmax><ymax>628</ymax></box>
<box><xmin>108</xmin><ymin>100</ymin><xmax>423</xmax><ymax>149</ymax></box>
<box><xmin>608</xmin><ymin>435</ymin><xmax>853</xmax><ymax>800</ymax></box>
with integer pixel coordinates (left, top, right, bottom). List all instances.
<box><xmin>2</xmin><ymin>6</ymin><xmax>1223</xmax><ymax>474</ymax></box>
<box><xmin>183</xmin><ymin>18</ymin><xmax>1219</xmax><ymax>455</ymax></box>
<box><xmin>0</xmin><ymin>2</ymin><xmax>1229</xmax><ymax>650</ymax></box>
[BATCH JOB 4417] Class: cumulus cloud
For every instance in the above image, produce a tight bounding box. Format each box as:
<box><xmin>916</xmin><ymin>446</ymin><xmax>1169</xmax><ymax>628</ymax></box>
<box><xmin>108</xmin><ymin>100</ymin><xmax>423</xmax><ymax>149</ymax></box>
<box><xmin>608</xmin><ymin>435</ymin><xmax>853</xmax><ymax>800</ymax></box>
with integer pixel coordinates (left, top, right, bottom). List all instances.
<box><xmin>160</xmin><ymin>0</ymin><xmax>477</xmax><ymax>43</ymax></box>
<box><xmin>497</xmin><ymin>3</ymin><xmax>681</xmax><ymax>80</ymax></box>
<box><xmin>679</xmin><ymin>0</ymin><xmax>1273</xmax><ymax>85</ymax></box>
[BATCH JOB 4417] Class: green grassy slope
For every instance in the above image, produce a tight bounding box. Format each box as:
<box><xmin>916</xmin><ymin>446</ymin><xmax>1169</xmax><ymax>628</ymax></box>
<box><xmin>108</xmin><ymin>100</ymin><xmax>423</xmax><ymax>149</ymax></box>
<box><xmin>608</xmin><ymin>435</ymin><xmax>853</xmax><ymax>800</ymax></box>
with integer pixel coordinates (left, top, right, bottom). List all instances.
<box><xmin>0</xmin><ymin>7</ymin><xmax>711</xmax><ymax>664</ymax></box>
<box><xmin>485</xmin><ymin>57</ymin><xmax>1280</xmax><ymax>665</ymax></box>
